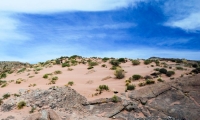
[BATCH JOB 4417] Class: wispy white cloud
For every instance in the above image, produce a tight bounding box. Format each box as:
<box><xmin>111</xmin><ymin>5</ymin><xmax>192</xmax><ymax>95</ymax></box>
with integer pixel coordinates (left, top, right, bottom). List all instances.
<box><xmin>163</xmin><ymin>0</ymin><xmax>200</xmax><ymax>31</ymax></box>
<box><xmin>0</xmin><ymin>0</ymin><xmax>142</xmax><ymax>13</ymax></box>
<box><xmin>166</xmin><ymin>12</ymin><xmax>200</xmax><ymax>31</ymax></box>
<box><xmin>156</xmin><ymin>38</ymin><xmax>190</xmax><ymax>46</ymax></box>
<box><xmin>0</xmin><ymin>12</ymin><xmax>29</xmax><ymax>43</ymax></box>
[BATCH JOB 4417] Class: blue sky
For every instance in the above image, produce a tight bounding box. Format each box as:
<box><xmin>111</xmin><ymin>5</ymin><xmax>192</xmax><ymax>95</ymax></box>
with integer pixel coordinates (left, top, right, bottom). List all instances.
<box><xmin>0</xmin><ymin>0</ymin><xmax>200</xmax><ymax>63</ymax></box>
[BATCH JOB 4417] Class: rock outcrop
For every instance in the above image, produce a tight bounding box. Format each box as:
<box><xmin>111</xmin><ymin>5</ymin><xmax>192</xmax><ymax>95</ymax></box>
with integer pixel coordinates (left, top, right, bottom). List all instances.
<box><xmin>1</xmin><ymin>74</ymin><xmax>200</xmax><ymax>120</ymax></box>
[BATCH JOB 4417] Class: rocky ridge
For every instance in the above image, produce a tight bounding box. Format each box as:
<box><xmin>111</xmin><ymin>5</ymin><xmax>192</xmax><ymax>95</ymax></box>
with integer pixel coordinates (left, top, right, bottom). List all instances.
<box><xmin>1</xmin><ymin>74</ymin><xmax>200</xmax><ymax>120</ymax></box>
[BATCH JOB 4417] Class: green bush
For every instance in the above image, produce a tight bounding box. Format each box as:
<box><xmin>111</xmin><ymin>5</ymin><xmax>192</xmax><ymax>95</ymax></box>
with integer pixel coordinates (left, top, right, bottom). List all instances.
<box><xmin>17</xmin><ymin>101</ymin><xmax>26</xmax><ymax>109</ymax></box>
<box><xmin>52</xmin><ymin>76</ymin><xmax>58</xmax><ymax>81</ymax></box>
<box><xmin>102</xmin><ymin>57</ymin><xmax>110</xmax><ymax>62</ymax></box>
<box><xmin>3</xmin><ymin>93</ymin><xmax>10</xmax><ymax>99</ymax></box>
<box><xmin>43</xmin><ymin>74</ymin><xmax>48</xmax><ymax>79</ymax></box>
<box><xmin>126</xmin><ymin>84</ymin><xmax>135</xmax><ymax>90</ymax></box>
<box><xmin>54</xmin><ymin>70</ymin><xmax>62</xmax><ymax>74</ymax></box>
<box><xmin>17</xmin><ymin>68</ymin><xmax>26</xmax><ymax>73</ymax></box>
<box><xmin>146</xmin><ymin>80</ymin><xmax>155</xmax><ymax>85</ymax></box>
<box><xmin>191</xmin><ymin>68</ymin><xmax>200</xmax><ymax>74</ymax></box>
<box><xmin>176</xmin><ymin>66</ymin><xmax>183</xmax><ymax>70</ymax></box>
<box><xmin>0</xmin><ymin>80</ymin><xmax>7</xmax><ymax>85</ymax></box>
<box><xmin>56</xmin><ymin>59</ymin><xmax>60</xmax><ymax>64</ymax></box>
<box><xmin>132</xmin><ymin>74</ymin><xmax>142</xmax><ymax>80</ymax></box>
<box><xmin>29</xmin><ymin>107</ymin><xmax>36</xmax><ymax>113</ymax></box>
<box><xmin>87</xmin><ymin>66</ymin><xmax>94</xmax><ymax>69</ymax></box>
<box><xmin>110</xmin><ymin>60</ymin><xmax>120</xmax><ymax>66</ymax></box>
<box><xmin>118</xmin><ymin>58</ymin><xmax>126</xmax><ymax>63</ymax></box>
<box><xmin>68</xmin><ymin>81</ymin><xmax>74</xmax><ymax>86</ymax></box>
<box><xmin>110</xmin><ymin>65</ymin><xmax>118</xmax><ymax>70</ymax></box>
<box><xmin>71</xmin><ymin>59</ymin><xmax>78</xmax><ymax>66</ymax></box>
<box><xmin>144</xmin><ymin>59</ymin><xmax>152</xmax><ymax>65</ymax></box>
<box><xmin>112</xmin><ymin>95</ymin><xmax>118</xmax><ymax>103</ymax></box>
<box><xmin>99</xmin><ymin>85</ymin><xmax>109</xmax><ymax>91</ymax></box>
<box><xmin>101</xmin><ymin>64</ymin><xmax>106</xmax><ymax>67</ymax></box>
<box><xmin>89</xmin><ymin>62</ymin><xmax>98</xmax><ymax>66</ymax></box>
<box><xmin>1</xmin><ymin>83</ymin><xmax>7</xmax><ymax>88</ymax></box>
<box><xmin>154</xmin><ymin>68</ymin><xmax>160</xmax><ymax>71</ymax></box>
<box><xmin>114</xmin><ymin>68</ymin><xmax>125</xmax><ymax>79</ymax></box>
<box><xmin>34</xmin><ymin>67</ymin><xmax>42</xmax><ymax>71</ymax></box>
<box><xmin>159</xmin><ymin>68</ymin><xmax>167</xmax><ymax>74</ymax></box>
<box><xmin>157</xmin><ymin>78</ymin><xmax>164</xmax><ymax>82</ymax></box>
<box><xmin>62</xmin><ymin>63</ymin><xmax>70</xmax><ymax>67</ymax></box>
<box><xmin>0</xmin><ymin>98</ymin><xmax>3</xmax><ymax>105</ymax></box>
<box><xmin>132</xmin><ymin>60</ymin><xmax>140</xmax><ymax>65</ymax></box>
<box><xmin>0</xmin><ymin>73</ymin><xmax>7</xmax><ymax>79</ymax></box>
<box><xmin>14</xmin><ymin>93</ymin><xmax>20</xmax><ymax>97</ymax></box>
<box><xmin>166</xmin><ymin>71</ymin><xmax>175</xmax><ymax>77</ymax></box>
<box><xmin>138</xmin><ymin>82</ymin><xmax>146</xmax><ymax>87</ymax></box>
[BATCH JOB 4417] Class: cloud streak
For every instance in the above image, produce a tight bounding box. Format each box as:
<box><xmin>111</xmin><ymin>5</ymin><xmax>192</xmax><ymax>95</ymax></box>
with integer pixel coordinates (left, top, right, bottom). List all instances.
<box><xmin>0</xmin><ymin>0</ymin><xmax>142</xmax><ymax>13</ymax></box>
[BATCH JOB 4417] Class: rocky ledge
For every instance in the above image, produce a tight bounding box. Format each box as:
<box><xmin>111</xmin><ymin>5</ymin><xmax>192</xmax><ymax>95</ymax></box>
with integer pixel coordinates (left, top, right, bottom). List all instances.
<box><xmin>1</xmin><ymin>74</ymin><xmax>200</xmax><ymax>120</ymax></box>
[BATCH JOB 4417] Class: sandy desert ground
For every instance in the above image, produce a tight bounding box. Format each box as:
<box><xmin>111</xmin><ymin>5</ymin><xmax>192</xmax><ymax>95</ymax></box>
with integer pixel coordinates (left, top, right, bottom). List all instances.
<box><xmin>0</xmin><ymin>57</ymin><xmax>197</xmax><ymax>119</ymax></box>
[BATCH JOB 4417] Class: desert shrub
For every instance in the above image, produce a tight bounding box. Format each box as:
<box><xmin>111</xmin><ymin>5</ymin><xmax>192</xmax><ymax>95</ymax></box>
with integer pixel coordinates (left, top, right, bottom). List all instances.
<box><xmin>176</xmin><ymin>67</ymin><xmax>183</xmax><ymax>70</ymax></box>
<box><xmin>154</xmin><ymin>60</ymin><xmax>160</xmax><ymax>66</ymax></box>
<box><xmin>151</xmin><ymin>65</ymin><xmax>154</xmax><ymax>67</ymax></box>
<box><xmin>1</xmin><ymin>83</ymin><xmax>7</xmax><ymax>88</ymax></box>
<box><xmin>118</xmin><ymin>58</ymin><xmax>126</xmax><ymax>63</ymax></box>
<box><xmin>110</xmin><ymin>60</ymin><xmax>120</xmax><ymax>66</ymax></box>
<box><xmin>102</xmin><ymin>57</ymin><xmax>110</xmax><ymax>62</ymax></box>
<box><xmin>14</xmin><ymin>93</ymin><xmax>20</xmax><ymax>97</ymax></box>
<box><xmin>34</xmin><ymin>67</ymin><xmax>42</xmax><ymax>71</ymax></box>
<box><xmin>0</xmin><ymin>80</ymin><xmax>6</xmax><ymax>85</ymax></box>
<box><xmin>88</xmin><ymin>62</ymin><xmax>98</xmax><ymax>66</ymax></box>
<box><xmin>71</xmin><ymin>59</ymin><xmax>78</xmax><ymax>66</ymax></box>
<box><xmin>0</xmin><ymin>73</ymin><xmax>7</xmax><ymax>79</ymax></box>
<box><xmin>87</xmin><ymin>66</ymin><xmax>94</xmax><ymax>69</ymax></box>
<box><xmin>166</xmin><ymin>71</ymin><xmax>175</xmax><ymax>77</ymax></box>
<box><xmin>126</xmin><ymin>84</ymin><xmax>135</xmax><ymax>90</ymax></box>
<box><xmin>157</xmin><ymin>78</ymin><xmax>164</xmax><ymax>82</ymax></box>
<box><xmin>191</xmin><ymin>68</ymin><xmax>200</xmax><ymax>74</ymax></box>
<box><xmin>159</xmin><ymin>68</ymin><xmax>167</xmax><ymax>74</ymax></box>
<box><xmin>54</xmin><ymin>70</ymin><xmax>62</xmax><ymax>74</ymax></box>
<box><xmin>144</xmin><ymin>75</ymin><xmax>152</xmax><ymax>80</ymax></box>
<box><xmin>17</xmin><ymin>101</ymin><xmax>26</xmax><ymax>109</ymax></box>
<box><xmin>132</xmin><ymin>60</ymin><xmax>140</xmax><ymax>65</ymax></box>
<box><xmin>29</xmin><ymin>76</ymin><xmax>34</xmax><ymax>78</ymax></box>
<box><xmin>55</xmin><ymin>59</ymin><xmax>60</xmax><ymax>64</ymax></box>
<box><xmin>3</xmin><ymin>93</ymin><xmax>10</xmax><ymax>99</ymax></box>
<box><xmin>68</xmin><ymin>81</ymin><xmax>74</xmax><ymax>86</ymax></box>
<box><xmin>29</xmin><ymin>107</ymin><xmax>36</xmax><ymax>113</ymax></box>
<box><xmin>34</xmin><ymin>71</ymin><xmax>38</xmax><ymax>74</ymax></box>
<box><xmin>146</xmin><ymin>80</ymin><xmax>155</xmax><ymax>84</ymax></box>
<box><xmin>17</xmin><ymin>68</ymin><xmax>26</xmax><ymax>73</ymax></box>
<box><xmin>144</xmin><ymin>59</ymin><xmax>152</xmax><ymax>65</ymax></box>
<box><xmin>43</xmin><ymin>74</ymin><xmax>48</xmax><ymax>79</ymax></box>
<box><xmin>101</xmin><ymin>64</ymin><xmax>106</xmax><ymax>67</ymax></box>
<box><xmin>98</xmin><ymin>85</ymin><xmax>109</xmax><ymax>91</ymax></box>
<box><xmin>132</xmin><ymin>74</ymin><xmax>142</xmax><ymax>80</ymax></box>
<box><xmin>0</xmin><ymin>98</ymin><xmax>3</xmax><ymax>105</ymax></box>
<box><xmin>114</xmin><ymin>68</ymin><xmax>125</xmax><ymax>79</ymax></box>
<box><xmin>138</xmin><ymin>82</ymin><xmax>146</xmax><ymax>87</ymax></box>
<box><xmin>110</xmin><ymin>65</ymin><xmax>118</xmax><ymax>70</ymax></box>
<box><xmin>192</xmin><ymin>64</ymin><xmax>198</xmax><ymax>68</ymax></box>
<box><xmin>151</xmin><ymin>72</ymin><xmax>160</xmax><ymax>77</ymax></box>
<box><xmin>16</xmin><ymin>79</ymin><xmax>22</xmax><ymax>84</ymax></box>
<box><xmin>68</xmin><ymin>68</ymin><xmax>73</xmax><ymax>71</ymax></box>
<box><xmin>176</xmin><ymin>59</ymin><xmax>183</xmax><ymax>63</ymax></box>
<box><xmin>112</xmin><ymin>95</ymin><xmax>118</xmax><ymax>103</ymax></box>
<box><xmin>52</xmin><ymin>76</ymin><xmax>58</xmax><ymax>81</ymax></box>
<box><xmin>62</xmin><ymin>63</ymin><xmax>70</xmax><ymax>67</ymax></box>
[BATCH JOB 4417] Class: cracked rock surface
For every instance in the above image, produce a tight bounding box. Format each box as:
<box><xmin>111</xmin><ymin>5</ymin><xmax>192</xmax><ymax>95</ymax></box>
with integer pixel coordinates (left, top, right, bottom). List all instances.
<box><xmin>1</xmin><ymin>74</ymin><xmax>200</xmax><ymax>120</ymax></box>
